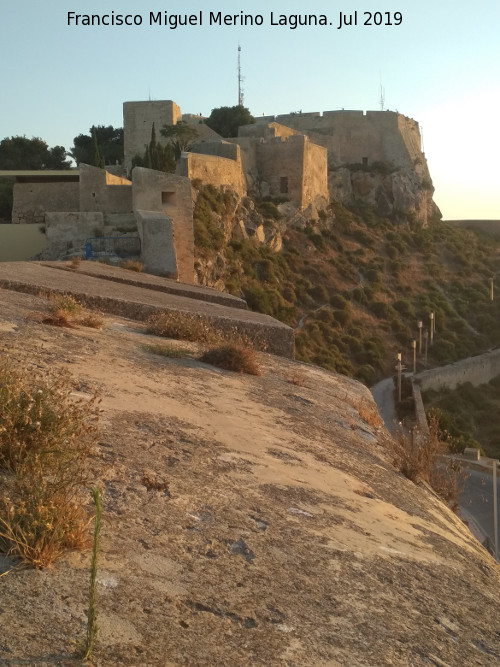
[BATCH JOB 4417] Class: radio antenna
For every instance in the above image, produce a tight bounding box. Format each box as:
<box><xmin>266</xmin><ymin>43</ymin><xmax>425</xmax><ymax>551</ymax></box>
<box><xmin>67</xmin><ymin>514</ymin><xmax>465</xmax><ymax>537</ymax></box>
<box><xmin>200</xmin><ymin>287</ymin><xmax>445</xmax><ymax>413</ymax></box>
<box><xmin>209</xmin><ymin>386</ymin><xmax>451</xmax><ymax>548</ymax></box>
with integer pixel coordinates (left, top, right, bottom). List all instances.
<box><xmin>238</xmin><ymin>44</ymin><xmax>244</xmax><ymax>106</ymax></box>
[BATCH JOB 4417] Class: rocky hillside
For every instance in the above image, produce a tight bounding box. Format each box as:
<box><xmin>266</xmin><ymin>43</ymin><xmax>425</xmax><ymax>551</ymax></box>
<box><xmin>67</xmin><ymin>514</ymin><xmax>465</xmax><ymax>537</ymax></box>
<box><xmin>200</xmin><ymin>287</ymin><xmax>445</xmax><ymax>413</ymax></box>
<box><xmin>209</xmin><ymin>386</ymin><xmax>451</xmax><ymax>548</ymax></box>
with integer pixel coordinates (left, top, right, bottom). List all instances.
<box><xmin>193</xmin><ymin>184</ymin><xmax>500</xmax><ymax>386</ymax></box>
<box><xmin>0</xmin><ymin>285</ymin><xmax>499</xmax><ymax>666</ymax></box>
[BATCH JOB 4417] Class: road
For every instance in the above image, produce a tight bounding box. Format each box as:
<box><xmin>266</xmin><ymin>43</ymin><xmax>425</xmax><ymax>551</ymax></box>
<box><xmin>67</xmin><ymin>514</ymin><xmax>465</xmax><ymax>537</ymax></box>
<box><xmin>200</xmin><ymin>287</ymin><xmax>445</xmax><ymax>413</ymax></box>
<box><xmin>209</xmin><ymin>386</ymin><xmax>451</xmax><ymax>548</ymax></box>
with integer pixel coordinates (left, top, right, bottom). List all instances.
<box><xmin>460</xmin><ymin>467</ymin><xmax>499</xmax><ymax>557</ymax></box>
<box><xmin>370</xmin><ymin>377</ymin><xmax>397</xmax><ymax>432</ymax></box>
<box><xmin>371</xmin><ymin>376</ymin><xmax>499</xmax><ymax>559</ymax></box>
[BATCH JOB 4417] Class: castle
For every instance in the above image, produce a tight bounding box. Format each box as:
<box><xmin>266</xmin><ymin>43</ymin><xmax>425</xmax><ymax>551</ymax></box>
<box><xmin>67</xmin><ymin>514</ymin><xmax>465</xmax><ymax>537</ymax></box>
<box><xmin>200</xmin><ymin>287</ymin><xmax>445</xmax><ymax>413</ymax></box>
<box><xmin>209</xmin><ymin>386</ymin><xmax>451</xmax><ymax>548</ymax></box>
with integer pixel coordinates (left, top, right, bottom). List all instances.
<box><xmin>1</xmin><ymin>99</ymin><xmax>438</xmax><ymax>283</ymax></box>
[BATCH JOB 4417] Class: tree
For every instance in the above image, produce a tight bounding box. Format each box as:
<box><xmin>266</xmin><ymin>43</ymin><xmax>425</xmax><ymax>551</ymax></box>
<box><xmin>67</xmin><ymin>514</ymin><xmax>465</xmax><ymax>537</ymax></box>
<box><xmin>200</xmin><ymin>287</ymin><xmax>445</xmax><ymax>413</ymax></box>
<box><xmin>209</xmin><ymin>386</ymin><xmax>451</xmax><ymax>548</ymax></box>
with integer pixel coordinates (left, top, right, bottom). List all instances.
<box><xmin>91</xmin><ymin>127</ymin><xmax>104</xmax><ymax>168</ymax></box>
<box><xmin>160</xmin><ymin>121</ymin><xmax>199</xmax><ymax>160</ymax></box>
<box><xmin>70</xmin><ymin>126</ymin><xmax>124</xmax><ymax>166</ymax></box>
<box><xmin>0</xmin><ymin>136</ymin><xmax>71</xmax><ymax>170</ymax></box>
<box><xmin>205</xmin><ymin>105</ymin><xmax>255</xmax><ymax>138</ymax></box>
<box><xmin>132</xmin><ymin>123</ymin><xmax>176</xmax><ymax>174</ymax></box>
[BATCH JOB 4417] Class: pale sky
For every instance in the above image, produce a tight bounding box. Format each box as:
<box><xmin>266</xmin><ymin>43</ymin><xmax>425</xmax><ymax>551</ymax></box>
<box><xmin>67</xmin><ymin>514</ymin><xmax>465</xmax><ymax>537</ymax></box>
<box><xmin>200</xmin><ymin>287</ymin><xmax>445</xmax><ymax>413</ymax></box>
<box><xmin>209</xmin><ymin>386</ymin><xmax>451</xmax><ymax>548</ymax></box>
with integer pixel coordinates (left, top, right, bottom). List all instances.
<box><xmin>1</xmin><ymin>0</ymin><xmax>499</xmax><ymax>220</ymax></box>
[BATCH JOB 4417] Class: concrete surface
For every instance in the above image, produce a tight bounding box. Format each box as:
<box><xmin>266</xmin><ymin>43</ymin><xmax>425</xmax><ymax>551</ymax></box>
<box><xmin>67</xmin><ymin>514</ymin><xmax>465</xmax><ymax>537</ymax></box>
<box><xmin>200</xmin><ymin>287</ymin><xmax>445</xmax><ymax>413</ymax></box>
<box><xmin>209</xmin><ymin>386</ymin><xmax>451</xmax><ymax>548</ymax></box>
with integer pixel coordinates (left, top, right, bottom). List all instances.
<box><xmin>0</xmin><ymin>262</ymin><xmax>293</xmax><ymax>357</ymax></box>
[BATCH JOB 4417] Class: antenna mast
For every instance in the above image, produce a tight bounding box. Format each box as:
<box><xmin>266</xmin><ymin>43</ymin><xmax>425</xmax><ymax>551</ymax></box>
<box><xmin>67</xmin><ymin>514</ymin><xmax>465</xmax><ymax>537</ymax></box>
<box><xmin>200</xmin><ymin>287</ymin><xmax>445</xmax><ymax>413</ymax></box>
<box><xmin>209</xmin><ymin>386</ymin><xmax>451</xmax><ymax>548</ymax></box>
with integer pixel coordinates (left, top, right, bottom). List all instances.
<box><xmin>379</xmin><ymin>82</ymin><xmax>385</xmax><ymax>111</ymax></box>
<box><xmin>238</xmin><ymin>44</ymin><xmax>244</xmax><ymax>106</ymax></box>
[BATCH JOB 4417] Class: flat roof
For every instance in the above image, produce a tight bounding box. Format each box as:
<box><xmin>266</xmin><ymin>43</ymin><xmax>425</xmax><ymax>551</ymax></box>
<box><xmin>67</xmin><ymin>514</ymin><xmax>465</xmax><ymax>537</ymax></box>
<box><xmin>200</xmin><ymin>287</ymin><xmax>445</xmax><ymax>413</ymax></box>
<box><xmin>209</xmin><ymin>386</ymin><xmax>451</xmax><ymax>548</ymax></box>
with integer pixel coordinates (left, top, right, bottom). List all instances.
<box><xmin>0</xmin><ymin>169</ymin><xmax>79</xmax><ymax>182</ymax></box>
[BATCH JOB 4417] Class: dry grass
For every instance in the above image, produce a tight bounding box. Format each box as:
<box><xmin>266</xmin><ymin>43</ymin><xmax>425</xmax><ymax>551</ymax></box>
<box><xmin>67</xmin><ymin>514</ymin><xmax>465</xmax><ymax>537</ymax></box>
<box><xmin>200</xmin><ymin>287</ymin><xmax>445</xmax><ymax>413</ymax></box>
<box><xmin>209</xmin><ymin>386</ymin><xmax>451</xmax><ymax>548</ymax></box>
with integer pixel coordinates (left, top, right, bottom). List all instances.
<box><xmin>142</xmin><ymin>342</ymin><xmax>194</xmax><ymax>359</ymax></box>
<box><xmin>39</xmin><ymin>294</ymin><xmax>104</xmax><ymax>330</ymax></box>
<box><xmin>0</xmin><ymin>356</ymin><xmax>100</xmax><ymax>567</ymax></box>
<box><xmin>147</xmin><ymin>311</ymin><xmax>223</xmax><ymax>345</ymax></box>
<box><xmin>120</xmin><ymin>260</ymin><xmax>143</xmax><ymax>272</ymax></box>
<box><xmin>76</xmin><ymin>313</ymin><xmax>104</xmax><ymax>329</ymax></box>
<box><xmin>387</xmin><ymin>418</ymin><xmax>463</xmax><ymax>510</ymax></box>
<box><xmin>67</xmin><ymin>256</ymin><xmax>82</xmax><ymax>270</ymax></box>
<box><xmin>199</xmin><ymin>343</ymin><xmax>261</xmax><ymax>375</ymax></box>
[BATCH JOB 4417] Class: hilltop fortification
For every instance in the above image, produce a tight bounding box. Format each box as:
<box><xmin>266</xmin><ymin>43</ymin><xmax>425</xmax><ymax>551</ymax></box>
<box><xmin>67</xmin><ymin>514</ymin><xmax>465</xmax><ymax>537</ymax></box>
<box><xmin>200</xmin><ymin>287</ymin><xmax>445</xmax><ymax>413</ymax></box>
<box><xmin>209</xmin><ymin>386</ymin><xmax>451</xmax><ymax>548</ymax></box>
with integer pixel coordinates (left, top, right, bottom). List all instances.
<box><xmin>124</xmin><ymin>101</ymin><xmax>439</xmax><ymax>224</ymax></box>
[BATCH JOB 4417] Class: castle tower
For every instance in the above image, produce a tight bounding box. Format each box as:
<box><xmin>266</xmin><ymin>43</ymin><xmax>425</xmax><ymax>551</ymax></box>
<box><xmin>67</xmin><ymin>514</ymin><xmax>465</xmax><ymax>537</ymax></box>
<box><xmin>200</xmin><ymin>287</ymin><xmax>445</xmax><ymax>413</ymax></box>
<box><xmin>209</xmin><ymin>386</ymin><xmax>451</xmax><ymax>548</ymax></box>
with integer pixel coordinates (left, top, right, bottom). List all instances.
<box><xmin>123</xmin><ymin>100</ymin><xmax>182</xmax><ymax>172</ymax></box>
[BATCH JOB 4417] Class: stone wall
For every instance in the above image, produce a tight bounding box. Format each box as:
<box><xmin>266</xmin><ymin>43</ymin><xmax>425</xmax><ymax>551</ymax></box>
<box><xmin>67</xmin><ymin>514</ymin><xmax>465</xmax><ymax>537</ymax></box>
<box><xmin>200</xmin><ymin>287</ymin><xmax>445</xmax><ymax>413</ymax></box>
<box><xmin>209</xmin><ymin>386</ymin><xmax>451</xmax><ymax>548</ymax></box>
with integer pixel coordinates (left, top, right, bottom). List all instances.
<box><xmin>12</xmin><ymin>182</ymin><xmax>79</xmax><ymax>224</ymax></box>
<box><xmin>256</xmin><ymin>110</ymin><xmax>421</xmax><ymax>173</ymax></box>
<box><xmin>191</xmin><ymin>141</ymin><xmax>240</xmax><ymax>162</ymax></box>
<box><xmin>256</xmin><ymin>134</ymin><xmax>328</xmax><ymax>209</ymax></box>
<box><xmin>238</xmin><ymin>122</ymin><xmax>299</xmax><ymax>141</ymax></box>
<box><xmin>43</xmin><ymin>212</ymin><xmax>104</xmax><ymax>260</ymax></box>
<box><xmin>302</xmin><ymin>141</ymin><xmax>329</xmax><ymax>210</ymax></box>
<box><xmin>132</xmin><ymin>168</ymin><xmax>194</xmax><ymax>283</ymax></box>
<box><xmin>178</xmin><ymin>152</ymin><xmax>246</xmax><ymax>197</ymax></box>
<box><xmin>181</xmin><ymin>115</ymin><xmax>223</xmax><ymax>142</ymax></box>
<box><xmin>257</xmin><ymin>135</ymin><xmax>305</xmax><ymax>206</ymax></box>
<box><xmin>135</xmin><ymin>210</ymin><xmax>177</xmax><ymax>277</ymax></box>
<box><xmin>79</xmin><ymin>164</ymin><xmax>132</xmax><ymax>214</ymax></box>
<box><xmin>414</xmin><ymin>348</ymin><xmax>500</xmax><ymax>392</ymax></box>
<box><xmin>123</xmin><ymin>100</ymin><xmax>182</xmax><ymax>172</ymax></box>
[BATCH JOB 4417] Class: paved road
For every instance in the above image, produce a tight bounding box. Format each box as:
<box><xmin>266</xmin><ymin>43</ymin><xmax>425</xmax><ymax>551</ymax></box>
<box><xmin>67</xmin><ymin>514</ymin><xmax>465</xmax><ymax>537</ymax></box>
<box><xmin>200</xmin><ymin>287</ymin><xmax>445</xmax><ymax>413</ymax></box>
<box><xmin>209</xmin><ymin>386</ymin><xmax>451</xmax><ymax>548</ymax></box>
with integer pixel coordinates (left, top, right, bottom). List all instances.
<box><xmin>371</xmin><ymin>377</ymin><xmax>397</xmax><ymax>432</ymax></box>
<box><xmin>460</xmin><ymin>467</ymin><xmax>499</xmax><ymax>557</ymax></box>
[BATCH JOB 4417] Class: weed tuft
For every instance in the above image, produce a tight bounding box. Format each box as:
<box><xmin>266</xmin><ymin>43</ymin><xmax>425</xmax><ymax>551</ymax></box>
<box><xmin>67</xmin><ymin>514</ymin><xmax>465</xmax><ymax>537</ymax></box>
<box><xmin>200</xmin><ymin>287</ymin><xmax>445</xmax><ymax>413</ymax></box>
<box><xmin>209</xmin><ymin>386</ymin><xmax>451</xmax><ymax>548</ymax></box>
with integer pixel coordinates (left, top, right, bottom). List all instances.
<box><xmin>387</xmin><ymin>418</ymin><xmax>462</xmax><ymax>509</ymax></box>
<box><xmin>142</xmin><ymin>343</ymin><xmax>193</xmax><ymax>359</ymax></box>
<box><xmin>146</xmin><ymin>311</ymin><xmax>222</xmax><ymax>345</ymax></box>
<box><xmin>120</xmin><ymin>260</ymin><xmax>143</xmax><ymax>272</ymax></box>
<box><xmin>200</xmin><ymin>343</ymin><xmax>261</xmax><ymax>375</ymax></box>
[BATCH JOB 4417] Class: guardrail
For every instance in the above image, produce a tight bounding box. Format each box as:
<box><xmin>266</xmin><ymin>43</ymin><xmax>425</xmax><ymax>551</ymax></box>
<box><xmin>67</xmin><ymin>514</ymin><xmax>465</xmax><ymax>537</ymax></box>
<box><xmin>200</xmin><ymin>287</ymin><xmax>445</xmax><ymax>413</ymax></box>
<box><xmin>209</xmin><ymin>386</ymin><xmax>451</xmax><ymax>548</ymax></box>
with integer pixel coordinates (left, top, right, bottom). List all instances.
<box><xmin>85</xmin><ymin>236</ymin><xmax>141</xmax><ymax>260</ymax></box>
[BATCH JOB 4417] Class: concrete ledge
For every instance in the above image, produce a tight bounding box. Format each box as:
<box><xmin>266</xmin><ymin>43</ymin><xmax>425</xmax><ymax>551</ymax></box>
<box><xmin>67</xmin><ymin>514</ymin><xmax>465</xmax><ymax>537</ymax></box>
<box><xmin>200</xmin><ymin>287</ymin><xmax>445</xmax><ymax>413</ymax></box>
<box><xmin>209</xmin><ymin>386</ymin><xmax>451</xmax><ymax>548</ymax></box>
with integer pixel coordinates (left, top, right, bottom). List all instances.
<box><xmin>40</xmin><ymin>261</ymin><xmax>248</xmax><ymax>309</ymax></box>
<box><xmin>0</xmin><ymin>263</ymin><xmax>293</xmax><ymax>358</ymax></box>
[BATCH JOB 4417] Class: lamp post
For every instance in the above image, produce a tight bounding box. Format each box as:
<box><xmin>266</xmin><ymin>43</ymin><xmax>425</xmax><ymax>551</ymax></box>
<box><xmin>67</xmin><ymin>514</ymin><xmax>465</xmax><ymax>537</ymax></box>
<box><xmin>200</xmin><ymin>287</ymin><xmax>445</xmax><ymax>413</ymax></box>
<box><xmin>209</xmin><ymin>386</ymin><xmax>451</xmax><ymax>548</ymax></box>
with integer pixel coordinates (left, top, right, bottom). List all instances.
<box><xmin>424</xmin><ymin>329</ymin><xmax>428</xmax><ymax>367</ymax></box>
<box><xmin>430</xmin><ymin>312</ymin><xmax>434</xmax><ymax>345</ymax></box>
<box><xmin>418</xmin><ymin>320</ymin><xmax>423</xmax><ymax>354</ymax></box>
<box><xmin>397</xmin><ymin>352</ymin><xmax>402</xmax><ymax>403</ymax></box>
<box><xmin>412</xmin><ymin>339</ymin><xmax>416</xmax><ymax>375</ymax></box>
<box><xmin>490</xmin><ymin>277</ymin><xmax>494</xmax><ymax>302</ymax></box>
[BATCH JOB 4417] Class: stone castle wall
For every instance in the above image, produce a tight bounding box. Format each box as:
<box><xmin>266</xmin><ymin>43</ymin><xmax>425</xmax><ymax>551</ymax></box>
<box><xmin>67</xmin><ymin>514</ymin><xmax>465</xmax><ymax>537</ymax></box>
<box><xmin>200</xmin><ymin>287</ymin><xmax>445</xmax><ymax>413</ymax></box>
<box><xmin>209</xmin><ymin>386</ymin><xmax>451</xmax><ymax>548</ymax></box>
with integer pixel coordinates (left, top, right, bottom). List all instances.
<box><xmin>12</xmin><ymin>182</ymin><xmax>79</xmax><ymax>224</ymax></box>
<box><xmin>257</xmin><ymin>110</ymin><xmax>422</xmax><ymax>172</ymax></box>
<box><xmin>178</xmin><ymin>152</ymin><xmax>246</xmax><ymax>197</ymax></box>
<box><xmin>256</xmin><ymin>134</ymin><xmax>328</xmax><ymax>209</ymax></box>
<box><xmin>132</xmin><ymin>168</ymin><xmax>195</xmax><ymax>283</ymax></box>
<box><xmin>79</xmin><ymin>164</ymin><xmax>132</xmax><ymax>214</ymax></box>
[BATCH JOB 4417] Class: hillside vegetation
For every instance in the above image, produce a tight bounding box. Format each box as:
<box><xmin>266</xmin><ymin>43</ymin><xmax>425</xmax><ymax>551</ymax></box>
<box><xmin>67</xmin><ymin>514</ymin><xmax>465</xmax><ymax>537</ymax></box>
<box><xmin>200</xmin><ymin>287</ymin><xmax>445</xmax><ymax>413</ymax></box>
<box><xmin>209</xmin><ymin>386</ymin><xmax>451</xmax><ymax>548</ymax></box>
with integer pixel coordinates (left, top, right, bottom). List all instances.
<box><xmin>423</xmin><ymin>379</ymin><xmax>500</xmax><ymax>459</ymax></box>
<box><xmin>193</xmin><ymin>184</ymin><xmax>500</xmax><ymax>386</ymax></box>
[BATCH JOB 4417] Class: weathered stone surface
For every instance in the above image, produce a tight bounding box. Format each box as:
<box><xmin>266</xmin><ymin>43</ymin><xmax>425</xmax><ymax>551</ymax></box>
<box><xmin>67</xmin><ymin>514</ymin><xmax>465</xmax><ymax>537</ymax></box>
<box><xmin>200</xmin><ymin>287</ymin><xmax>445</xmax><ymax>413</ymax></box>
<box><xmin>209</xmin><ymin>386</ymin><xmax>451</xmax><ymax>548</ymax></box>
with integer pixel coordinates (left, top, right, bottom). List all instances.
<box><xmin>41</xmin><ymin>260</ymin><xmax>248</xmax><ymax>309</ymax></box>
<box><xmin>132</xmin><ymin>168</ymin><xmax>194</xmax><ymax>284</ymax></box>
<box><xmin>0</xmin><ymin>287</ymin><xmax>498</xmax><ymax>666</ymax></box>
<box><xmin>0</xmin><ymin>262</ymin><xmax>294</xmax><ymax>357</ymax></box>
<box><xmin>135</xmin><ymin>210</ymin><xmax>177</xmax><ymax>278</ymax></box>
<box><xmin>43</xmin><ymin>211</ymin><xmax>104</xmax><ymax>259</ymax></box>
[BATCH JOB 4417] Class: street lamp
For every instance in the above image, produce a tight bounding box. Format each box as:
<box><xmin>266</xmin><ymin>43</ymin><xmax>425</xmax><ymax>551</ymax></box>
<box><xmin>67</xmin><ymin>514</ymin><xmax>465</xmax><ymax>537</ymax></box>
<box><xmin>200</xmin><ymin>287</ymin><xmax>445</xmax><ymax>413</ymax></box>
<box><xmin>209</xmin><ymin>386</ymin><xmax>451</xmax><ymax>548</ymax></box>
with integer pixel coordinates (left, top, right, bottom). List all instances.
<box><xmin>396</xmin><ymin>352</ymin><xmax>402</xmax><ymax>403</ymax></box>
<box><xmin>430</xmin><ymin>312</ymin><xmax>434</xmax><ymax>345</ymax></box>
<box><xmin>417</xmin><ymin>320</ymin><xmax>423</xmax><ymax>354</ymax></box>
<box><xmin>412</xmin><ymin>339</ymin><xmax>416</xmax><ymax>375</ymax></box>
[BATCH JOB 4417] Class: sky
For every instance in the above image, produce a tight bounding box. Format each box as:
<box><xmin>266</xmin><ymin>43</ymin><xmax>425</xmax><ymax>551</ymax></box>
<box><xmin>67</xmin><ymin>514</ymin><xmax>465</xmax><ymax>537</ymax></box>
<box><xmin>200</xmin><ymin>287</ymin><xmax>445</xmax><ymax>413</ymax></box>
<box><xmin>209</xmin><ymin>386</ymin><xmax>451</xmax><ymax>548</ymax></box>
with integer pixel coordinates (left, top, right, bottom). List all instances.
<box><xmin>1</xmin><ymin>0</ymin><xmax>499</xmax><ymax>220</ymax></box>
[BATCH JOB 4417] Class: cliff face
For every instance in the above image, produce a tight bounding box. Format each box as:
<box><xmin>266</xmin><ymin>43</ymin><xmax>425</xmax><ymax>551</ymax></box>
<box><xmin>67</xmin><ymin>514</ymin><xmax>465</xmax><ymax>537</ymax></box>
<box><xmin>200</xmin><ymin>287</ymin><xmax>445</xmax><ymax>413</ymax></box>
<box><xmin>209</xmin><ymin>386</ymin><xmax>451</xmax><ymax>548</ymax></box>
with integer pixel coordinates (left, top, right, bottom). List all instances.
<box><xmin>259</xmin><ymin>110</ymin><xmax>441</xmax><ymax>226</ymax></box>
<box><xmin>329</xmin><ymin>166</ymin><xmax>441</xmax><ymax>225</ymax></box>
<box><xmin>0</xmin><ymin>284</ymin><xmax>499</xmax><ymax>666</ymax></box>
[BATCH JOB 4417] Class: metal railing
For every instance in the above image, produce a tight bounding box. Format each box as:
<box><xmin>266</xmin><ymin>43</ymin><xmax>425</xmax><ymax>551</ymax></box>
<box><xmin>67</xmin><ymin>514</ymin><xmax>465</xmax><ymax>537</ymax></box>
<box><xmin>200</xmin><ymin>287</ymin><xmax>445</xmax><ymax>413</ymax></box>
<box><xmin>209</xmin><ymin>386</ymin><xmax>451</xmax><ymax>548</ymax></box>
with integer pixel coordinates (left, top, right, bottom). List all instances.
<box><xmin>85</xmin><ymin>236</ymin><xmax>141</xmax><ymax>260</ymax></box>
